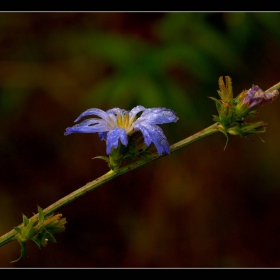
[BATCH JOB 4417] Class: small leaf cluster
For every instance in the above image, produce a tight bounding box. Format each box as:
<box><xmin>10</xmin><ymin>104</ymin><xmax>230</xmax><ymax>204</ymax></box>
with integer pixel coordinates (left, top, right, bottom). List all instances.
<box><xmin>12</xmin><ymin>206</ymin><xmax>66</xmax><ymax>263</ymax></box>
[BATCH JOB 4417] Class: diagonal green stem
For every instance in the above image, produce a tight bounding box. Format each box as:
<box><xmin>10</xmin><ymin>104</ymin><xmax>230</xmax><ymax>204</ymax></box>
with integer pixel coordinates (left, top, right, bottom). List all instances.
<box><xmin>265</xmin><ymin>81</ymin><xmax>280</xmax><ymax>93</ymax></box>
<box><xmin>0</xmin><ymin>122</ymin><xmax>220</xmax><ymax>247</ymax></box>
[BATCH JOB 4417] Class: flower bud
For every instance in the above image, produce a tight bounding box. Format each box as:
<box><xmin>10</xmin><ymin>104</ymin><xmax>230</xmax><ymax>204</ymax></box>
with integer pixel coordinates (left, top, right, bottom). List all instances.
<box><xmin>235</xmin><ymin>85</ymin><xmax>279</xmax><ymax>118</ymax></box>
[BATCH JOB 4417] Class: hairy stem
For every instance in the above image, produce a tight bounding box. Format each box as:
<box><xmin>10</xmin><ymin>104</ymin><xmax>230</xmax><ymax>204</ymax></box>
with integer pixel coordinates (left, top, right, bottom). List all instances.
<box><xmin>265</xmin><ymin>81</ymin><xmax>280</xmax><ymax>93</ymax></box>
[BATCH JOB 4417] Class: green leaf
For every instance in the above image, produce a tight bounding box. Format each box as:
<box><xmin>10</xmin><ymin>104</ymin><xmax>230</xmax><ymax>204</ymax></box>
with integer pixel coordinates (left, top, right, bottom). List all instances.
<box><xmin>46</xmin><ymin>233</ymin><xmax>57</xmax><ymax>243</ymax></box>
<box><xmin>31</xmin><ymin>237</ymin><xmax>42</xmax><ymax>248</ymax></box>
<box><xmin>10</xmin><ymin>242</ymin><xmax>26</xmax><ymax>263</ymax></box>
<box><xmin>22</xmin><ymin>214</ymin><xmax>29</xmax><ymax>226</ymax></box>
<box><xmin>218</xmin><ymin>127</ymin><xmax>229</xmax><ymax>150</ymax></box>
<box><xmin>209</xmin><ymin>96</ymin><xmax>223</xmax><ymax>113</ymax></box>
<box><xmin>209</xmin><ymin>96</ymin><xmax>222</xmax><ymax>105</ymax></box>
<box><xmin>93</xmin><ymin>156</ymin><xmax>110</xmax><ymax>163</ymax></box>
<box><xmin>14</xmin><ymin>227</ymin><xmax>22</xmax><ymax>234</ymax></box>
<box><xmin>24</xmin><ymin>219</ymin><xmax>36</xmax><ymax>238</ymax></box>
<box><xmin>38</xmin><ymin>206</ymin><xmax>45</xmax><ymax>223</ymax></box>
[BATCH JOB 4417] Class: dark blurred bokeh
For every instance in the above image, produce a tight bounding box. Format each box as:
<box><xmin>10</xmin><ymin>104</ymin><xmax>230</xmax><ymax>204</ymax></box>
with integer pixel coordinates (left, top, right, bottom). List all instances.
<box><xmin>1</xmin><ymin>12</ymin><xmax>280</xmax><ymax>268</ymax></box>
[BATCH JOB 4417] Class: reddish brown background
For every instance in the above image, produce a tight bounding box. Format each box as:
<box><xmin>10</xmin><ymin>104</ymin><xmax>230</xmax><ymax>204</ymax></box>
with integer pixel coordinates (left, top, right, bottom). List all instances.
<box><xmin>1</xmin><ymin>12</ymin><xmax>280</xmax><ymax>268</ymax></box>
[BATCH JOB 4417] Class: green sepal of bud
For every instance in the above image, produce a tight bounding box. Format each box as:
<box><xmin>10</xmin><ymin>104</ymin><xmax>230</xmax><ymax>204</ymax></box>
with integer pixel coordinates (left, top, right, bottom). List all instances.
<box><xmin>108</xmin><ymin>140</ymin><xmax>124</xmax><ymax>170</ymax></box>
<box><xmin>107</xmin><ymin>135</ymin><xmax>151</xmax><ymax>171</ymax></box>
<box><xmin>14</xmin><ymin>226</ymin><xmax>22</xmax><ymax>235</ymax></box>
<box><xmin>12</xmin><ymin>205</ymin><xmax>67</xmax><ymax>263</ymax></box>
<box><xmin>217</xmin><ymin>76</ymin><xmax>233</xmax><ymax>102</ymax></box>
<box><xmin>218</xmin><ymin>121</ymin><xmax>267</xmax><ymax>150</ymax></box>
<box><xmin>93</xmin><ymin>156</ymin><xmax>110</xmax><ymax>163</ymax></box>
<box><xmin>227</xmin><ymin>122</ymin><xmax>267</xmax><ymax>136</ymax></box>
<box><xmin>120</xmin><ymin>136</ymin><xmax>151</xmax><ymax>162</ymax></box>
<box><xmin>23</xmin><ymin>214</ymin><xmax>29</xmax><ymax>227</ymax></box>
<box><xmin>38</xmin><ymin>205</ymin><xmax>44</xmax><ymax>223</ymax></box>
<box><xmin>233</xmin><ymin>90</ymin><xmax>257</xmax><ymax>120</ymax></box>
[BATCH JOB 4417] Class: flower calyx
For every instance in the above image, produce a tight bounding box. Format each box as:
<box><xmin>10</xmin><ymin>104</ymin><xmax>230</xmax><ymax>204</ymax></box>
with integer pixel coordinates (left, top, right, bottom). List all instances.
<box><xmin>11</xmin><ymin>206</ymin><xmax>66</xmax><ymax>263</ymax></box>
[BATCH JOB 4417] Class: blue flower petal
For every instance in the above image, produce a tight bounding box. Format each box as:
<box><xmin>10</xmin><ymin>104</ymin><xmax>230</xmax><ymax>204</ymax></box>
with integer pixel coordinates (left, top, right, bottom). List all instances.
<box><xmin>133</xmin><ymin>123</ymin><xmax>170</xmax><ymax>155</ymax></box>
<box><xmin>98</xmin><ymin>132</ymin><xmax>108</xmax><ymax>141</ymax></box>
<box><xmin>129</xmin><ymin>105</ymin><xmax>146</xmax><ymax>119</ymax></box>
<box><xmin>64</xmin><ymin>117</ymin><xmax>111</xmax><ymax>135</ymax></box>
<box><xmin>106</xmin><ymin>108</ymin><xmax>126</xmax><ymax>116</ymax></box>
<box><xmin>106</xmin><ymin>127</ymin><xmax>128</xmax><ymax>154</ymax></box>
<box><xmin>136</xmin><ymin>108</ymin><xmax>178</xmax><ymax>125</ymax></box>
<box><xmin>74</xmin><ymin>108</ymin><xmax>111</xmax><ymax>123</ymax></box>
<box><xmin>64</xmin><ymin>123</ymin><xmax>108</xmax><ymax>135</ymax></box>
<box><xmin>74</xmin><ymin>118</ymin><xmax>109</xmax><ymax>127</ymax></box>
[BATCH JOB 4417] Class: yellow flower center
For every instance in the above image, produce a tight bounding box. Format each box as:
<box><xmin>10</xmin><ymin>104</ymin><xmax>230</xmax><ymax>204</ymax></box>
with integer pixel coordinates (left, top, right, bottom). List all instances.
<box><xmin>116</xmin><ymin>113</ymin><xmax>137</xmax><ymax>134</ymax></box>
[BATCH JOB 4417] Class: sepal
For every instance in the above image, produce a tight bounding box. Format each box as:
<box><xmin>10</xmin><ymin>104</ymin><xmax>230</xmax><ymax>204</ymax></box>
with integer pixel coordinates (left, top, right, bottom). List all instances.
<box><xmin>227</xmin><ymin>122</ymin><xmax>267</xmax><ymax>136</ymax></box>
<box><xmin>12</xmin><ymin>206</ymin><xmax>67</xmax><ymax>263</ymax></box>
<box><xmin>93</xmin><ymin>156</ymin><xmax>110</xmax><ymax>163</ymax></box>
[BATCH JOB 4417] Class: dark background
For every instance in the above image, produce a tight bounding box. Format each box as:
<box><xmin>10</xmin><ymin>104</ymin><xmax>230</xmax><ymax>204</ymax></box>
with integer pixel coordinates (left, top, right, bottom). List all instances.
<box><xmin>1</xmin><ymin>12</ymin><xmax>280</xmax><ymax>268</ymax></box>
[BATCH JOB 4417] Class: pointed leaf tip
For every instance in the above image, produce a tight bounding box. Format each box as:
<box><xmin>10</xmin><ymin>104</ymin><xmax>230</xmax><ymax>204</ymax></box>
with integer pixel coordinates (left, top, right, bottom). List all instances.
<box><xmin>38</xmin><ymin>206</ymin><xmax>45</xmax><ymax>223</ymax></box>
<box><xmin>93</xmin><ymin>156</ymin><xmax>110</xmax><ymax>163</ymax></box>
<box><xmin>22</xmin><ymin>214</ymin><xmax>29</xmax><ymax>227</ymax></box>
<box><xmin>10</xmin><ymin>242</ymin><xmax>26</xmax><ymax>263</ymax></box>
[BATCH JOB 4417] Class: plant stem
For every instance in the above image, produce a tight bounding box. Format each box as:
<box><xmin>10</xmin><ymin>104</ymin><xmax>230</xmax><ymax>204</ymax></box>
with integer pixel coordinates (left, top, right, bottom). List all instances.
<box><xmin>265</xmin><ymin>81</ymin><xmax>280</xmax><ymax>93</ymax></box>
<box><xmin>0</xmin><ymin>122</ymin><xmax>220</xmax><ymax>247</ymax></box>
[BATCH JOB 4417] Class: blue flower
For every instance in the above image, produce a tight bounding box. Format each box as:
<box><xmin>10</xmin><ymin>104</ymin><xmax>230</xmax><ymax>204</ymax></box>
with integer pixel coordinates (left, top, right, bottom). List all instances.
<box><xmin>64</xmin><ymin>106</ymin><xmax>179</xmax><ymax>155</ymax></box>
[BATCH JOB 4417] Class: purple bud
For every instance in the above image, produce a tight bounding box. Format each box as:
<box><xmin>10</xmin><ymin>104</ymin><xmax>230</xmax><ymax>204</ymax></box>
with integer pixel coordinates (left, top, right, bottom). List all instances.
<box><xmin>242</xmin><ymin>85</ymin><xmax>279</xmax><ymax>109</ymax></box>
